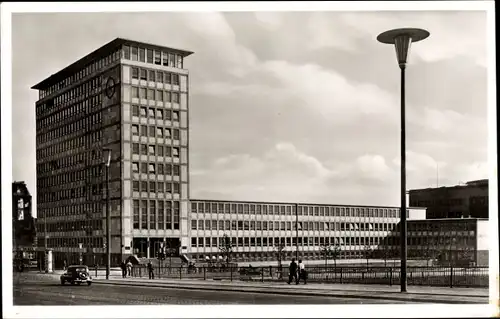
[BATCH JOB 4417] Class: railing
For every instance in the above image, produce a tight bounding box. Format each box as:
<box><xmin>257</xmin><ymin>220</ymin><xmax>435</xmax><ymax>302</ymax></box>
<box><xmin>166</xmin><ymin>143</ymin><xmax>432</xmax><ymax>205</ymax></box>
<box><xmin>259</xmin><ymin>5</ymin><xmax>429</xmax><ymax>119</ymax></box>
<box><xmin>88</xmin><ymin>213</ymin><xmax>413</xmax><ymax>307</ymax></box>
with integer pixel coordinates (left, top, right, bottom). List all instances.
<box><xmin>121</xmin><ymin>264</ymin><xmax>489</xmax><ymax>288</ymax></box>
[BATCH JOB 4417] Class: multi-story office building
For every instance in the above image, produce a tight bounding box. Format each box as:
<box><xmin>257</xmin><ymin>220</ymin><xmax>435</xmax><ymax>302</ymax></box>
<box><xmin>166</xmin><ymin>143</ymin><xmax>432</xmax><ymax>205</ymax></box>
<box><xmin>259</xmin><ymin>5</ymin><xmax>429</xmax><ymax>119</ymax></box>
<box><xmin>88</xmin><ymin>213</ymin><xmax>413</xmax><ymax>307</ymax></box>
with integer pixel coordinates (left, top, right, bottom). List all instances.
<box><xmin>33</xmin><ymin>38</ymin><xmax>192</xmax><ymax>267</ymax></box>
<box><xmin>32</xmin><ymin>38</ymin><xmax>489</xmax><ymax>268</ymax></box>
<box><xmin>405</xmin><ymin>218</ymin><xmax>489</xmax><ymax>266</ymax></box>
<box><xmin>409</xmin><ymin>179</ymin><xmax>488</xmax><ymax>219</ymax></box>
<box><xmin>189</xmin><ymin>199</ymin><xmax>426</xmax><ymax>263</ymax></box>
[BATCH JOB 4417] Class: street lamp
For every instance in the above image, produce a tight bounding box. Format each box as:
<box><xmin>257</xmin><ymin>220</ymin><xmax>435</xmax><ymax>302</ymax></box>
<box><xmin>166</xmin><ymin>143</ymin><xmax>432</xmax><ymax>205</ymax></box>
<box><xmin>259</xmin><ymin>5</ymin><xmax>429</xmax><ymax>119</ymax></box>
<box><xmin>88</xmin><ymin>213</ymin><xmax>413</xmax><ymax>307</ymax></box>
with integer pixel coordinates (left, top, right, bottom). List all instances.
<box><xmin>377</xmin><ymin>28</ymin><xmax>430</xmax><ymax>293</ymax></box>
<box><xmin>103</xmin><ymin>148</ymin><xmax>112</xmax><ymax>280</ymax></box>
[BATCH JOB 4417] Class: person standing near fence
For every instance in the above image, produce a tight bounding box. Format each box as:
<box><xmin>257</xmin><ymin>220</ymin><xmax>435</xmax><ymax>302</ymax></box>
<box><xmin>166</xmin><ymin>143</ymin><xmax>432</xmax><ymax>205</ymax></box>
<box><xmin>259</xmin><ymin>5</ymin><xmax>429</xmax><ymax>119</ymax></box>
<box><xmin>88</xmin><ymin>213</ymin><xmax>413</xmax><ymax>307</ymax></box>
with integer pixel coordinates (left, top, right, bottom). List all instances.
<box><xmin>297</xmin><ymin>260</ymin><xmax>307</xmax><ymax>285</ymax></box>
<box><xmin>126</xmin><ymin>260</ymin><xmax>132</xmax><ymax>277</ymax></box>
<box><xmin>147</xmin><ymin>261</ymin><xmax>155</xmax><ymax>279</ymax></box>
<box><xmin>287</xmin><ymin>259</ymin><xmax>298</xmax><ymax>285</ymax></box>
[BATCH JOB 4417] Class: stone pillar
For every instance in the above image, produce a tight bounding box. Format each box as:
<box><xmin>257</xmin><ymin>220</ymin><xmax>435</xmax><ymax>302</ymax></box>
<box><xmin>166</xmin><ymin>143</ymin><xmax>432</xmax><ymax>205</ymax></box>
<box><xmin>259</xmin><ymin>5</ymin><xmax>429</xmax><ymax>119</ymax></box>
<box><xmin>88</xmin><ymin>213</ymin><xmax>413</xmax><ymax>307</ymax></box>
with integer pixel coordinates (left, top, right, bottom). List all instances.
<box><xmin>146</xmin><ymin>238</ymin><xmax>150</xmax><ymax>259</ymax></box>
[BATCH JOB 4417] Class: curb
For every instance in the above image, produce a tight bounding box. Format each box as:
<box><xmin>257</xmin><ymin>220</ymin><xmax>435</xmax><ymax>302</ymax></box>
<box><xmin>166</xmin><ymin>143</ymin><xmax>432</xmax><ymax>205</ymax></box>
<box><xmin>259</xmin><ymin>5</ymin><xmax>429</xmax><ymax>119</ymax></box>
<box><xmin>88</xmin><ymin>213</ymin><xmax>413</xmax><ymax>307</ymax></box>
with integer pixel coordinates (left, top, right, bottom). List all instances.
<box><xmin>93</xmin><ymin>280</ymin><xmax>486</xmax><ymax>304</ymax></box>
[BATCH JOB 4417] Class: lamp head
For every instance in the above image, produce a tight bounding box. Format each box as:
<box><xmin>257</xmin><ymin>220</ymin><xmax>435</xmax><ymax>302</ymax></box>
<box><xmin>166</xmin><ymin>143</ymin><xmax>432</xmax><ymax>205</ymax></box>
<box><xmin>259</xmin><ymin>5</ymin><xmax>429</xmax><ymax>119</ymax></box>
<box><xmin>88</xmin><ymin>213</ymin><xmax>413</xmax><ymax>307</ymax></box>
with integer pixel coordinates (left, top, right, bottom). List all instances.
<box><xmin>377</xmin><ymin>28</ymin><xmax>430</xmax><ymax>67</ymax></box>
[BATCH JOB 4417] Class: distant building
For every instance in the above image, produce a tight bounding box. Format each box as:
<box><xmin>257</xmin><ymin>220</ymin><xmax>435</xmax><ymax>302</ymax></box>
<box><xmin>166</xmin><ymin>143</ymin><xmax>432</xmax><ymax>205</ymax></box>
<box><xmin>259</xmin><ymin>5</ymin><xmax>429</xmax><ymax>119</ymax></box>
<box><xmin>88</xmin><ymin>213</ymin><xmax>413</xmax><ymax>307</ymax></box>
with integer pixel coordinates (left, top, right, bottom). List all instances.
<box><xmin>12</xmin><ymin>181</ymin><xmax>36</xmax><ymax>247</ymax></box>
<box><xmin>409</xmin><ymin>179</ymin><xmax>488</xmax><ymax>219</ymax></box>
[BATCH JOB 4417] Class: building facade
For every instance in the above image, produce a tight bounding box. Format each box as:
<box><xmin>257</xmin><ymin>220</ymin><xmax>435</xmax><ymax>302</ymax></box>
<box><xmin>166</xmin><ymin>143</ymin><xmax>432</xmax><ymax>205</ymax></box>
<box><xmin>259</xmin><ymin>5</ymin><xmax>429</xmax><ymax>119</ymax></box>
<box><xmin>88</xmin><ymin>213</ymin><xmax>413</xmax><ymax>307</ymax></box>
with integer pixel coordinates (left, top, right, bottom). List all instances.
<box><xmin>188</xmin><ymin>199</ymin><xmax>426</xmax><ymax>263</ymax></box>
<box><xmin>409</xmin><ymin>179</ymin><xmax>488</xmax><ymax>219</ymax></box>
<box><xmin>33</xmin><ymin>38</ymin><xmax>192</xmax><ymax>267</ymax></box>
<box><xmin>33</xmin><ymin>38</ymin><xmax>489</xmax><ymax>268</ymax></box>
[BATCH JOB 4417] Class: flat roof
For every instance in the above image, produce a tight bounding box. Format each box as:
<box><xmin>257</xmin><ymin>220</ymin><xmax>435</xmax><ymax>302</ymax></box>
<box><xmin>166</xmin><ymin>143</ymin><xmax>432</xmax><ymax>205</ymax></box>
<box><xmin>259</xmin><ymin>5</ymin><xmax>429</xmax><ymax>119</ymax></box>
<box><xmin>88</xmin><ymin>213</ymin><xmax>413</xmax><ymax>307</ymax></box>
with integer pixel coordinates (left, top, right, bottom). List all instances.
<box><xmin>31</xmin><ymin>37</ymin><xmax>194</xmax><ymax>90</ymax></box>
<box><xmin>409</xmin><ymin>179</ymin><xmax>488</xmax><ymax>193</ymax></box>
<box><xmin>190</xmin><ymin>198</ymin><xmax>426</xmax><ymax>210</ymax></box>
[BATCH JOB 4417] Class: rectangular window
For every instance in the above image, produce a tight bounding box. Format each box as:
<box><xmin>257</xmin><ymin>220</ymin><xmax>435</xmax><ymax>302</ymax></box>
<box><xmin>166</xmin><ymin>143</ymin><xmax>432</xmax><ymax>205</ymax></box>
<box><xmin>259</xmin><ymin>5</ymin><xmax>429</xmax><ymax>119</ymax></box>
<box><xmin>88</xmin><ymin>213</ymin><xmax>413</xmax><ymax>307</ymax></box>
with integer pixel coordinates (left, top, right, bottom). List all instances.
<box><xmin>139</xmin><ymin>48</ymin><xmax>146</xmax><ymax>62</ymax></box>
<box><xmin>154</xmin><ymin>51</ymin><xmax>161</xmax><ymax>65</ymax></box>
<box><xmin>132</xmin><ymin>67</ymin><xmax>139</xmax><ymax>79</ymax></box>
<box><xmin>162</xmin><ymin>51</ymin><xmax>169</xmax><ymax>66</ymax></box>
<box><xmin>132</xmin><ymin>105</ymin><xmax>139</xmax><ymax>117</ymax></box>
<box><xmin>148</xmin><ymin>70</ymin><xmax>155</xmax><ymax>82</ymax></box>
<box><xmin>123</xmin><ymin>45</ymin><xmax>130</xmax><ymax>59</ymax></box>
<box><xmin>173</xmin><ymin>129</ymin><xmax>180</xmax><ymax>140</ymax></box>
<box><xmin>141</xmin><ymin>200</ymin><xmax>147</xmax><ymax>229</ymax></box>
<box><xmin>164</xmin><ymin>91</ymin><xmax>171</xmax><ymax>102</ymax></box>
<box><xmin>140</xmin><ymin>69</ymin><xmax>147</xmax><ymax>81</ymax></box>
<box><xmin>149</xmin><ymin>200</ymin><xmax>156</xmax><ymax>229</ymax></box>
<box><xmin>133</xmin><ymin>200</ymin><xmax>139</xmax><ymax>229</ymax></box>
<box><xmin>148</xmin><ymin>89</ymin><xmax>155</xmax><ymax>100</ymax></box>
<box><xmin>132</xmin><ymin>162</ymin><xmax>139</xmax><ymax>172</ymax></box>
<box><xmin>132</xmin><ymin>125</ymin><xmax>139</xmax><ymax>135</ymax></box>
<box><xmin>156</xmin><ymin>71</ymin><xmax>163</xmax><ymax>83</ymax></box>
<box><xmin>158</xmin><ymin>201</ymin><xmax>164</xmax><ymax>229</ymax></box>
<box><xmin>132</xmin><ymin>143</ymin><xmax>139</xmax><ymax>154</ymax></box>
<box><xmin>147</xmin><ymin>49</ymin><xmax>153</xmax><ymax>63</ymax></box>
<box><xmin>132</xmin><ymin>87</ymin><xmax>139</xmax><ymax>98</ymax></box>
<box><xmin>140</xmin><ymin>88</ymin><xmax>147</xmax><ymax>99</ymax></box>
<box><xmin>148</xmin><ymin>145</ymin><xmax>155</xmax><ymax>156</ymax></box>
<box><xmin>131</xmin><ymin>47</ymin><xmax>138</xmax><ymax>61</ymax></box>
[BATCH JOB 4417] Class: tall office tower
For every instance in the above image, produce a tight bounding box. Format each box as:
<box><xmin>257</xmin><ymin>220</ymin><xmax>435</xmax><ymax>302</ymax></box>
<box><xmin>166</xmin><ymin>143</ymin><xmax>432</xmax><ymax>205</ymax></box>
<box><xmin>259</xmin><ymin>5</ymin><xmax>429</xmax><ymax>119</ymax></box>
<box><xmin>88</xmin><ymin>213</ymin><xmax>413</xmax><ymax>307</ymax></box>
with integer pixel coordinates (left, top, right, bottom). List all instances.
<box><xmin>33</xmin><ymin>38</ymin><xmax>193</xmax><ymax>267</ymax></box>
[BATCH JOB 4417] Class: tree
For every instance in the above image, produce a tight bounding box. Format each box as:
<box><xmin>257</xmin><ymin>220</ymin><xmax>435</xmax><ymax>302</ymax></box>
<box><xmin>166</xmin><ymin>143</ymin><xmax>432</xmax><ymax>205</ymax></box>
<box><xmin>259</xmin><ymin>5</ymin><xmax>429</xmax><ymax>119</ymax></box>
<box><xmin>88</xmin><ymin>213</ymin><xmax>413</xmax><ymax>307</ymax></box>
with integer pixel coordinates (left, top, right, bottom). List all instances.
<box><xmin>362</xmin><ymin>245</ymin><xmax>373</xmax><ymax>269</ymax></box>
<box><xmin>274</xmin><ymin>240</ymin><xmax>286</xmax><ymax>269</ymax></box>
<box><xmin>218</xmin><ymin>234</ymin><xmax>234</xmax><ymax>267</ymax></box>
<box><xmin>320</xmin><ymin>245</ymin><xmax>331</xmax><ymax>268</ymax></box>
<box><xmin>331</xmin><ymin>244</ymin><xmax>341</xmax><ymax>270</ymax></box>
<box><xmin>381</xmin><ymin>240</ymin><xmax>390</xmax><ymax>267</ymax></box>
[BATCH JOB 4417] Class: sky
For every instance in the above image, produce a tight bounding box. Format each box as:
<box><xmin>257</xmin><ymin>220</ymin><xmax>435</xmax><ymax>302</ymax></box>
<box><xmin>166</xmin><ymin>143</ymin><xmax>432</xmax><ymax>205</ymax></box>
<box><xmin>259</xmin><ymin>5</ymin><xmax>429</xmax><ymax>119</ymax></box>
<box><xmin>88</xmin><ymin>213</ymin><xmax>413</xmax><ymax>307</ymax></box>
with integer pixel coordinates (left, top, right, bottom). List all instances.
<box><xmin>10</xmin><ymin>9</ymin><xmax>490</xmax><ymax>212</ymax></box>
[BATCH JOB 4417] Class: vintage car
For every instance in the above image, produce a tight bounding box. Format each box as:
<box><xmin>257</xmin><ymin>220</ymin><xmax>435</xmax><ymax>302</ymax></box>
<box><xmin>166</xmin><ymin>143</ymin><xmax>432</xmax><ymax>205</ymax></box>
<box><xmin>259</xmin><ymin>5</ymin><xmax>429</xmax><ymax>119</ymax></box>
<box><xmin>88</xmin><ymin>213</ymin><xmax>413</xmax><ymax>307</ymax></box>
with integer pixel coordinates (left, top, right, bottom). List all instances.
<box><xmin>60</xmin><ymin>265</ymin><xmax>92</xmax><ymax>286</ymax></box>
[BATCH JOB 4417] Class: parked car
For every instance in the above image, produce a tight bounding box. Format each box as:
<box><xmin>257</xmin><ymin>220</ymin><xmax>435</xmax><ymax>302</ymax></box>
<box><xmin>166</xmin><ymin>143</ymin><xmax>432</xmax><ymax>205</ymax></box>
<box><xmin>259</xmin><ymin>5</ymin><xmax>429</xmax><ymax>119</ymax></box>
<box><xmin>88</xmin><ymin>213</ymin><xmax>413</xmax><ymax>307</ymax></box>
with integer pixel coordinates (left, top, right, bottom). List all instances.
<box><xmin>60</xmin><ymin>265</ymin><xmax>92</xmax><ymax>286</ymax></box>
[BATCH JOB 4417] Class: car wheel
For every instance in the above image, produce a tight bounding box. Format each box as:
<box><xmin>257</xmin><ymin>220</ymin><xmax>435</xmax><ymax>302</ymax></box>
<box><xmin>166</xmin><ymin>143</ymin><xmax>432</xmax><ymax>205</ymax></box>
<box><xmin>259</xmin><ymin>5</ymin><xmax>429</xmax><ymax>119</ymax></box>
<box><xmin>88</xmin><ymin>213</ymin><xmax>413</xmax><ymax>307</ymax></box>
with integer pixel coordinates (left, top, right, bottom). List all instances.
<box><xmin>87</xmin><ymin>282</ymin><xmax>92</xmax><ymax>286</ymax></box>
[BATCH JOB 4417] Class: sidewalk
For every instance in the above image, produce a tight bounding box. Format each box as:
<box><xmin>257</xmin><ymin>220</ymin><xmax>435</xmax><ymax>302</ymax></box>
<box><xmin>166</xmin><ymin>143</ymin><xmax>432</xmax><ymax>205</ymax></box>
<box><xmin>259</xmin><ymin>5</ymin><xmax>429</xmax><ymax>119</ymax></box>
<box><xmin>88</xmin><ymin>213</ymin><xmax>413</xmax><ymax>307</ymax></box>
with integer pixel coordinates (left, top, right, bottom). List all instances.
<box><xmin>93</xmin><ymin>276</ymin><xmax>489</xmax><ymax>304</ymax></box>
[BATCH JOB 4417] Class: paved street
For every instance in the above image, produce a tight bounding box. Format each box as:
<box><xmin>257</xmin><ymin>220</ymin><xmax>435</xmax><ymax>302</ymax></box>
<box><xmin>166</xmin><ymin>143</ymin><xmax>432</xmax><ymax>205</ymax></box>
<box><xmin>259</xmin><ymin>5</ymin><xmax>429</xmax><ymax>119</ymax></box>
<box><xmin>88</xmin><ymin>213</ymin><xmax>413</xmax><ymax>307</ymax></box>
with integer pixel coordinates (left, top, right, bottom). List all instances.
<box><xmin>13</xmin><ymin>273</ymin><xmax>413</xmax><ymax>305</ymax></box>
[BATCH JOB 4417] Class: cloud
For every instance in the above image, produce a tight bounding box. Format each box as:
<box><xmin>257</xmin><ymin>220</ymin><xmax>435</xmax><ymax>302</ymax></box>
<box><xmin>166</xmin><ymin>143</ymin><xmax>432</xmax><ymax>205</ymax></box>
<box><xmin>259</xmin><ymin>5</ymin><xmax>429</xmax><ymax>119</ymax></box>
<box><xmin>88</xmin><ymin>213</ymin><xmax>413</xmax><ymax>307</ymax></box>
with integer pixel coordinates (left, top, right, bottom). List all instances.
<box><xmin>254</xmin><ymin>12</ymin><xmax>284</xmax><ymax>29</ymax></box>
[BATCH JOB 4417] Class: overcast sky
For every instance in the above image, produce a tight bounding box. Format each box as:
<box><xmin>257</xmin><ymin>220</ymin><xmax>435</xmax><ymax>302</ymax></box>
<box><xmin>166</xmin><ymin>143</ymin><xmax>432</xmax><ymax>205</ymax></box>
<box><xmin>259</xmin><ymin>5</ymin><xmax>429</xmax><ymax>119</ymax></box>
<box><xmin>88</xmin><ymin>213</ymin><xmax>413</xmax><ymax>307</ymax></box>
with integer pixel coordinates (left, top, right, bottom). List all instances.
<box><xmin>11</xmin><ymin>10</ymin><xmax>489</xmax><ymax>211</ymax></box>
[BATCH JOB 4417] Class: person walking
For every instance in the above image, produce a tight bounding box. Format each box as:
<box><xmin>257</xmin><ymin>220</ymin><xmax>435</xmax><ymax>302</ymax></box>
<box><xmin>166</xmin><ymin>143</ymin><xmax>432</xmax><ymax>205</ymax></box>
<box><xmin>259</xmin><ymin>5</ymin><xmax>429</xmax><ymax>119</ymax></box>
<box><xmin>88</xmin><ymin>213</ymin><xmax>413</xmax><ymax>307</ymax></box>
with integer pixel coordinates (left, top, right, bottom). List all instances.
<box><xmin>120</xmin><ymin>261</ymin><xmax>127</xmax><ymax>278</ymax></box>
<box><xmin>126</xmin><ymin>260</ymin><xmax>133</xmax><ymax>277</ymax></box>
<box><xmin>287</xmin><ymin>258</ymin><xmax>298</xmax><ymax>285</ymax></box>
<box><xmin>147</xmin><ymin>261</ymin><xmax>155</xmax><ymax>280</ymax></box>
<box><xmin>297</xmin><ymin>259</ymin><xmax>307</xmax><ymax>284</ymax></box>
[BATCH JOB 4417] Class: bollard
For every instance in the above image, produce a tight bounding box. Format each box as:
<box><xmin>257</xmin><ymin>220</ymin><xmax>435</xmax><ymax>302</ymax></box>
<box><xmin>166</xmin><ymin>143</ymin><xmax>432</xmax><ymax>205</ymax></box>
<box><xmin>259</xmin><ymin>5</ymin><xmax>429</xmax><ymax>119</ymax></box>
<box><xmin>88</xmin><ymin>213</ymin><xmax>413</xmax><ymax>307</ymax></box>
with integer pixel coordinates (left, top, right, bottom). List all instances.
<box><xmin>340</xmin><ymin>268</ymin><xmax>343</xmax><ymax>284</ymax></box>
<box><xmin>95</xmin><ymin>266</ymin><xmax>98</xmax><ymax>278</ymax></box>
<box><xmin>139</xmin><ymin>267</ymin><xmax>142</xmax><ymax>278</ymax></box>
<box><xmin>204</xmin><ymin>267</ymin><xmax>206</xmax><ymax>280</ymax></box>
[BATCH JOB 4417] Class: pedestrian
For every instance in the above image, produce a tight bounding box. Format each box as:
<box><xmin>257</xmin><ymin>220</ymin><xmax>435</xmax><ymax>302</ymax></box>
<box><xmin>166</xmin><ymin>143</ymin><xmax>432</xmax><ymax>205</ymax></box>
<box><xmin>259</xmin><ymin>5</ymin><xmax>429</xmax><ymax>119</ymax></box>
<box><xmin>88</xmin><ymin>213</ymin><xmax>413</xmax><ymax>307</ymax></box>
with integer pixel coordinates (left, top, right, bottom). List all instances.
<box><xmin>287</xmin><ymin>258</ymin><xmax>298</xmax><ymax>285</ymax></box>
<box><xmin>126</xmin><ymin>260</ymin><xmax>133</xmax><ymax>277</ymax></box>
<box><xmin>63</xmin><ymin>260</ymin><xmax>67</xmax><ymax>271</ymax></box>
<box><xmin>297</xmin><ymin>259</ymin><xmax>307</xmax><ymax>284</ymax></box>
<box><xmin>120</xmin><ymin>261</ymin><xmax>127</xmax><ymax>278</ymax></box>
<box><xmin>147</xmin><ymin>261</ymin><xmax>155</xmax><ymax>280</ymax></box>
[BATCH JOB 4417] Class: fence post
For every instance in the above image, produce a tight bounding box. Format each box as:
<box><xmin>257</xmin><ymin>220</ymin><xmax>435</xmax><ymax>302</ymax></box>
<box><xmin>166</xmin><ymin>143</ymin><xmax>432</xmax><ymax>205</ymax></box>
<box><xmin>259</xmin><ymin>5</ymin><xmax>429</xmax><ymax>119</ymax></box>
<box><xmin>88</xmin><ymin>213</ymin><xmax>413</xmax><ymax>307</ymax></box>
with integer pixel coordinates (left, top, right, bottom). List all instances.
<box><xmin>450</xmin><ymin>266</ymin><xmax>453</xmax><ymax>288</ymax></box>
<box><xmin>389</xmin><ymin>267</ymin><xmax>392</xmax><ymax>286</ymax></box>
<box><xmin>95</xmin><ymin>266</ymin><xmax>98</xmax><ymax>278</ymax></box>
<box><xmin>139</xmin><ymin>266</ymin><xmax>142</xmax><ymax>278</ymax></box>
<box><xmin>204</xmin><ymin>266</ymin><xmax>206</xmax><ymax>280</ymax></box>
<box><xmin>340</xmin><ymin>267</ymin><xmax>343</xmax><ymax>284</ymax></box>
<box><xmin>362</xmin><ymin>271</ymin><xmax>365</xmax><ymax>284</ymax></box>
<box><xmin>180</xmin><ymin>265</ymin><xmax>182</xmax><ymax>280</ymax></box>
<box><xmin>261</xmin><ymin>267</ymin><xmax>264</xmax><ymax>282</ymax></box>
<box><xmin>230</xmin><ymin>266</ymin><xmax>233</xmax><ymax>282</ymax></box>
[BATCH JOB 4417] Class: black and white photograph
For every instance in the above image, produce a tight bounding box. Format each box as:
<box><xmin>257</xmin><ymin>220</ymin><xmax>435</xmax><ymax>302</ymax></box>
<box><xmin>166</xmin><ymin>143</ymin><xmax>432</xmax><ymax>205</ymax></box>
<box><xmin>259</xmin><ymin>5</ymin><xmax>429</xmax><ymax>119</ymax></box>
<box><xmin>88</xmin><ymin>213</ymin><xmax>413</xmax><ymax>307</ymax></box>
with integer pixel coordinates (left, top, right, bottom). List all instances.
<box><xmin>1</xmin><ymin>1</ymin><xmax>498</xmax><ymax>318</ymax></box>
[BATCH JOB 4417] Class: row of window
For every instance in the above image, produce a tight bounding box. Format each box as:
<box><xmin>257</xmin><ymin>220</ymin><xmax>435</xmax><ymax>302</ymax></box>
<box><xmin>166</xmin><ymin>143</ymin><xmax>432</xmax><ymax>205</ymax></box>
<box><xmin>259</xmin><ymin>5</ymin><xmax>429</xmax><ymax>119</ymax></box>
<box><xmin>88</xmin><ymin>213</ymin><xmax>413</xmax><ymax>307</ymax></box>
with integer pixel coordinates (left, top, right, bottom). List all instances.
<box><xmin>39</xmin><ymin>50</ymin><xmax>120</xmax><ymax>99</ymax></box>
<box><xmin>131</xmin><ymin>181</ymin><xmax>182</xmax><ymax>195</ymax></box>
<box><xmin>407</xmin><ymin>222</ymin><xmax>474</xmax><ymax>232</ymax></box>
<box><xmin>40</xmin><ymin>237</ymin><xmax>104</xmax><ymax>249</ymax></box>
<box><xmin>38</xmin><ymin>145</ymin><xmax>103</xmax><ymax>175</ymax></box>
<box><xmin>123</xmin><ymin>45</ymin><xmax>184</xmax><ymax>69</ymax></box>
<box><xmin>38</xmin><ymin>202</ymin><xmax>101</xmax><ymax>219</ymax></box>
<box><xmin>131</xmin><ymin>105</ymin><xmax>182</xmax><ymax>121</ymax></box>
<box><xmin>131</xmin><ymin>67</ymin><xmax>180</xmax><ymax>85</ymax></box>
<box><xmin>131</xmin><ymin>86</ymin><xmax>182</xmax><ymax>101</ymax></box>
<box><xmin>191</xmin><ymin>220</ymin><xmax>398</xmax><ymax>232</ymax></box>
<box><xmin>37</xmin><ymin>94</ymin><xmax>102</xmax><ymax>134</ymax></box>
<box><xmin>39</xmin><ymin>183</ymin><xmax>104</xmax><ymax>203</ymax></box>
<box><xmin>43</xmin><ymin>220</ymin><xmax>101</xmax><ymax>233</ymax></box>
<box><xmin>38</xmin><ymin>164</ymin><xmax>103</xmax><ymax>189</ymax></box>
<box><xmin>37</xmin><ymin>129</ymin><xmax>102</xmax><ymax>160</ymax></box>
<box><xmin>132</xmin><ymin>200</ymin><xmax>180</xmax><ymax>230</ymax></box>
<box><xmin>191</xmin><ymin>202</ymin><xmax>403</xmax><ymax>218</ymax></box>
<box><xmin>131</xmin><ymin>162</ymin><xmax>182</xmax><ymax>175</ymax></box>
<box><xmin>131</xmin><ymin>125</ymin><xmax>181</xmax><ymax>140</ymax></box>
<box><xmin>37</xmin><ymin>88</ymin><xmax>102</xmax><ymax>126</ymax></box>
<box><xmin>191</xmin><ymin>236</ymin><xmax>384</xmax><ymax>249</ymax></box>
<box><xmin>131</xmin><ymin>143</ymin><xmax>183</xmax><ymax>158</ymax></box>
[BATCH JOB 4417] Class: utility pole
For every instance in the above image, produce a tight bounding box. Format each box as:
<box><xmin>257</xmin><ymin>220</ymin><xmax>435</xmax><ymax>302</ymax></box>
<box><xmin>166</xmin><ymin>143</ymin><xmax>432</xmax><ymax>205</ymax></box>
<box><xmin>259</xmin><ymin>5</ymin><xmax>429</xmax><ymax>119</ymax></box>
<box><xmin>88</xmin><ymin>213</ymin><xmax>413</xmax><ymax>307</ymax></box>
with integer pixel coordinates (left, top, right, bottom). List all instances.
<box><xmin>295</xmin><ymin>203</ymin><xmax>299</xmax><ymax>261</ymax></box>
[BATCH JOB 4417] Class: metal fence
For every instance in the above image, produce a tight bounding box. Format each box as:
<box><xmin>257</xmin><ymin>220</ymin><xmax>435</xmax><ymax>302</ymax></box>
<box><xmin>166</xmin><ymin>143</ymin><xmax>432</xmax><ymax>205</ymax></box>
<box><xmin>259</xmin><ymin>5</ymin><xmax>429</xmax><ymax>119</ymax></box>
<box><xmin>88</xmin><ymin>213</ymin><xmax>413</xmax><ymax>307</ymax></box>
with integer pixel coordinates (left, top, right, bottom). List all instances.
<box><xmin>124</xmin><ymin>264</ymin><xmax>488</xmax><ymax>288</ymax></box>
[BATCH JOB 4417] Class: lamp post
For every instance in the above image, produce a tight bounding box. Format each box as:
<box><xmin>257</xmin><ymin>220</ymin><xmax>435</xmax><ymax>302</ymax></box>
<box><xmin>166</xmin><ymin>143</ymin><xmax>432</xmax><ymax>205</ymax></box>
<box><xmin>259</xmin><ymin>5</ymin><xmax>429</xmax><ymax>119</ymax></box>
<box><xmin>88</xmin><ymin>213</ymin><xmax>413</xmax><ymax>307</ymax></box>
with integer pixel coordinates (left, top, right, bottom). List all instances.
<box><xmin>103</xmin><ymin>148</ymin><xmax>112</xmax><ymax>280</ymax></box>
<box><xmin>377</xmin><ymin>28</ymin><xmax>430</xmax><ymax>293</ymax></box>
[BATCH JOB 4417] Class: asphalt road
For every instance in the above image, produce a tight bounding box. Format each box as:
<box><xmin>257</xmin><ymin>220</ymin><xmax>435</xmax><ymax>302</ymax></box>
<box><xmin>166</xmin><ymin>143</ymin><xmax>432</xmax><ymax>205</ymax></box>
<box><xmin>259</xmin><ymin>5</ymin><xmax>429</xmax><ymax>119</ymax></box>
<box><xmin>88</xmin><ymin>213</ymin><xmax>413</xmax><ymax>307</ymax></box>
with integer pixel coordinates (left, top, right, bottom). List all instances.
<box><xmin>13</xmin><ymin>273</ymin><xmax>412</xmax><ymax>305</ymax></box>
